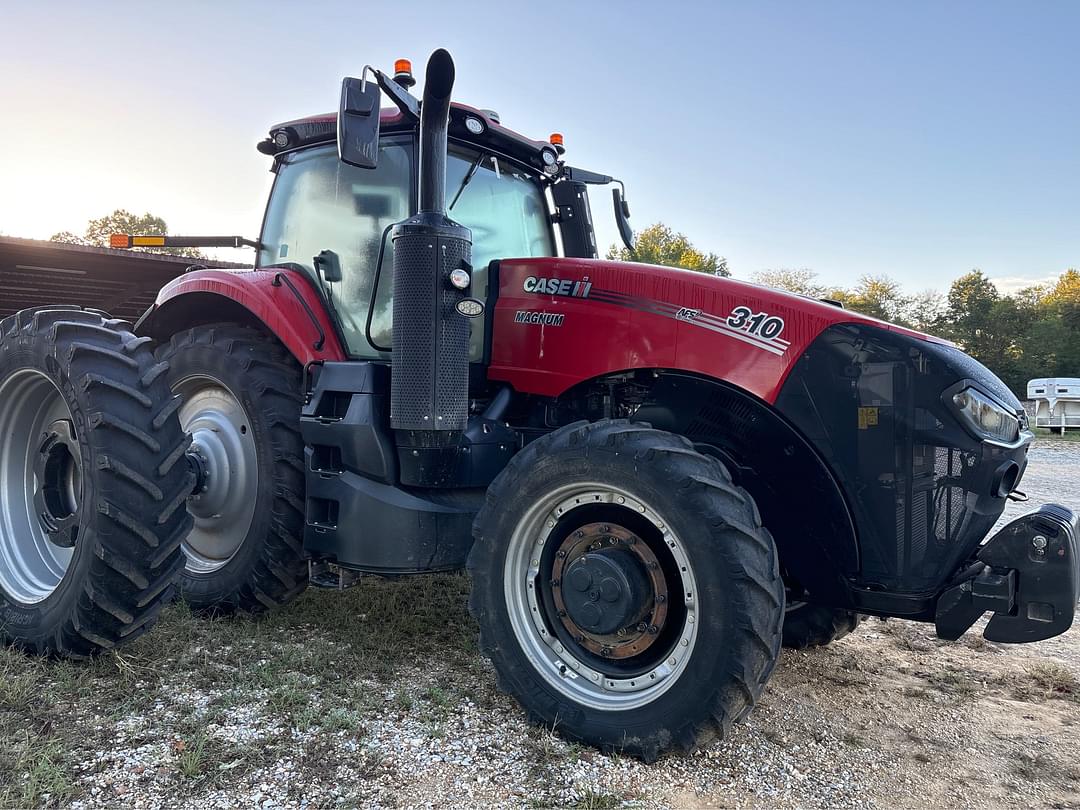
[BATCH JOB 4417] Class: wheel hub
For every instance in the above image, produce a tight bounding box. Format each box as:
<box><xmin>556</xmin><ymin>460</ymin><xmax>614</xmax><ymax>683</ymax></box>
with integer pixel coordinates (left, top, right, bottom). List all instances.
<box><xmin>0</xmin><ymin>370</ymin><xmax>77</xmax><ymax>603</ymax></box>
<box><xmin>33</xmin><ymin>420</ymin><xmax>82</xmax><ymax>548</ymax></box>
<box><xmin>551</xmin><ymin>522</ymin><xmax>669</xmax><ymax>660</ymax></box>
<box><xmin>174</xmin><ymin>378</ymin><xmax>258</xmax><ymax>574</ymax></box>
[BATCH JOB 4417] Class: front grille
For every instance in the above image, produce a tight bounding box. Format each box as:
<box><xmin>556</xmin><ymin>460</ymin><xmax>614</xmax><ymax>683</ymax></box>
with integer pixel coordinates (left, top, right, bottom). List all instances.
<box><xmin>776</xmin><ymin>323</ymin><xmax>1026</xmax><ymax>593</ymax></box>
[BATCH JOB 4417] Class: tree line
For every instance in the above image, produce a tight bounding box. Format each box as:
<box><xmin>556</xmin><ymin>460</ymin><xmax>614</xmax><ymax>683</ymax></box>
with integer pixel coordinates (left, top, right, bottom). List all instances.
<box><xmin>614</xmin><ymin>223</ymin><xmax>1079</xmax><ymax>399</ymax></box>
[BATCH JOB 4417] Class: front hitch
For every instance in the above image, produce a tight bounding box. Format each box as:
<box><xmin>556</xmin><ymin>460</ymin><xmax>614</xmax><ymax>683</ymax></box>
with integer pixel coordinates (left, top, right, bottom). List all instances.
<box><xmin>935</xmin><ymin>504</ymin><xmax>1080</xmax><ymax>642</ymax></box>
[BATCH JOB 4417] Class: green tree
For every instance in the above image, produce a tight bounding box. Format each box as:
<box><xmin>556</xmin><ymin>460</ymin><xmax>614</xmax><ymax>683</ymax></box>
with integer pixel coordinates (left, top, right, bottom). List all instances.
<box><xmin>904</xmin><ymin>289</ymin><xmax>948</xmax><ymax>335</ymax></box>
<box><xmin>51</xmin><ymin>209</ymin><xmax>205</xmax><ymax>259</ymax></box>
<box><xmin>607</xmin><ymin>223</ymin><xmax>729</xmax><ymax>276</ymax></box>
<box><xmin>751</xmin><ymin>268</ymin><xmax>826</xmax><ymax>298</ymax></box>
<box><xmin>832</xmin><ymin>274</ymin><xmax>911</xmax><ymax>324</ymax></box>
<box><xmin>946</xmin><ymin>270</ymin><xmax>999</xmax><ymax>354</ymax></box>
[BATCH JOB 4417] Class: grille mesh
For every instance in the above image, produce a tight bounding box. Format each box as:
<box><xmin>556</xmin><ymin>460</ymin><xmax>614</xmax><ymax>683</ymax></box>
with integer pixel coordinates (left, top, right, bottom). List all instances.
<box><xmin>389</xmin><ymin>228</ymin><xmax>469</xmax><ymax>433</ymax></box>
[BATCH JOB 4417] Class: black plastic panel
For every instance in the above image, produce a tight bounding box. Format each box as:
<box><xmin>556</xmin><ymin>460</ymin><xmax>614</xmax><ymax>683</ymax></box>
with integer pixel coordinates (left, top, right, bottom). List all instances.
<box><xmin>304</xmin><ymin>471</ymin><xmax>482</xmax><ymax>573</ymax></box>
<box><xmin>550</xmin><ymin>180</ymin><xmax>598</xmax><ymax>259</ymax></box>
<box><xmin>301</xmin><ymin>362</ymin><xmax>397</xmax><ymax>484</ymax></box>
<box><xmin>776</xmin><ymin>324</ymin><xmax>1029</xmax><ymax>593</ymax></box>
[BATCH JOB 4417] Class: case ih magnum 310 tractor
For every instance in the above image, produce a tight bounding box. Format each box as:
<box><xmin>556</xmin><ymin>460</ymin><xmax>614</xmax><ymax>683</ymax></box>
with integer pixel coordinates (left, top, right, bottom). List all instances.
<box><xmin>2</xmin><ymin>50</ymin><xmax>1077</xmax><ymax>760</ymax></box>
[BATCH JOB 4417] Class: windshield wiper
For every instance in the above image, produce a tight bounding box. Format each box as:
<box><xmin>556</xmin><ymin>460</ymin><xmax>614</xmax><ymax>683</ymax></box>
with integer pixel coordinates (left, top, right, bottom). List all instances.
<box><xmin>449</xmin><ymin>152</ymin><xmax>487</xmax><ymax>211</ymax></box>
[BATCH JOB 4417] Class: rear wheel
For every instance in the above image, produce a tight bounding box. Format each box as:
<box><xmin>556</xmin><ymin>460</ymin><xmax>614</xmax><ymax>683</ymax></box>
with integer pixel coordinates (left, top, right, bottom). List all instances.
<box><xmin>0</xmin><ymin>308</ymin><xmax>193</xmax><ymax>656</ymax></box>
<box><xmin>469</xmin><ymin>420</ymin><xmax>784</xmax><ymax>761</ymax></box>
<box><xmin>158</xmin><ymin>325</ymin><xmax>307</xmax><ymax>614</ymax></box>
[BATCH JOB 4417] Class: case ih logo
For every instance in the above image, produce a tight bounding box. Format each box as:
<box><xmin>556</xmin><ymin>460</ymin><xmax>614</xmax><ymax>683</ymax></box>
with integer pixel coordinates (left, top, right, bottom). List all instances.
<box><xmin>523</xmin><ymin>276</ymin><xmax>593</xmax><ymax>298</ymax></box>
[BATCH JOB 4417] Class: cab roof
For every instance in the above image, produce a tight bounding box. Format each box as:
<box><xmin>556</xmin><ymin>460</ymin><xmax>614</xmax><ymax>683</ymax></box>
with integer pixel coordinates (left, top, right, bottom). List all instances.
<box><xmin>258</xmin><ymin>103</ymin><xmax>557</xmax><ymax>175</ymax></box>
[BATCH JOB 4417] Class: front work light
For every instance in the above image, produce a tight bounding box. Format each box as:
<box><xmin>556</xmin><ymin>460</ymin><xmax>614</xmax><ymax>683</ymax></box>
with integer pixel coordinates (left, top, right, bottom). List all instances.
<box><xmin>952</xmin><ymin>387</ymin><xmax>1021</xmax><ymax>444</ymax></box>
<box><xmin>456</xmin><ymin>298</ymin><xmax>485</xmax><ymax>318</ymax></box>
<box><xmin>449</xmin><ymin>268</ymin><xmax>471</xmax><ymax>290</ymax></box>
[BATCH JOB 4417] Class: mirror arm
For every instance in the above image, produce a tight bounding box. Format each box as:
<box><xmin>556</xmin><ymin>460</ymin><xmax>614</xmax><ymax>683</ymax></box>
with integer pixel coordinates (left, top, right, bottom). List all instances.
<box><xmin>374</xmin><ymin>69</ymin><xmax>420</xmax><ymax>120</ymax></box>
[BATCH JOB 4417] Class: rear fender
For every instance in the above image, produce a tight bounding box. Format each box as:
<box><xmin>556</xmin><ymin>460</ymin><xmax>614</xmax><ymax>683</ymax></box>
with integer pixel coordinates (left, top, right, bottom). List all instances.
<box><xmin>135</xmin><ymin>268</ymin><xmax>346</xmax><ymax>365</ymax></box>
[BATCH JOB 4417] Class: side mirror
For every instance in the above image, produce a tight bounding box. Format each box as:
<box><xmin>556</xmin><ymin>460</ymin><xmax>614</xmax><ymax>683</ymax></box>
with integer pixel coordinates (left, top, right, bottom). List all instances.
<box><xmin>314</xmin><ymin>249</ymin><xmax>343</xmax><ymax>283</ymax></box>
<box><xmin>337</xmin><ymin>77</ymin><xmax>381</xmax><ymax>169</ymax></box>
<box><xmin>613</xmin><ymin>188</ymin><xmax>634</xmax><ymax>255</ymax></box>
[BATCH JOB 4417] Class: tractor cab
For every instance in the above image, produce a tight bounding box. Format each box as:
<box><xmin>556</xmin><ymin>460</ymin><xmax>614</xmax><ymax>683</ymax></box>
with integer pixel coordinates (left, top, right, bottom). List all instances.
<box><xmin>253</xmin><ymin>60</ymin><xmax>631</xmax><ymax>360</ymax></box>
<box><xmin>256</xmin><ymin>114</ymin><xmax>554</xmax><ymax>358</ymax></box>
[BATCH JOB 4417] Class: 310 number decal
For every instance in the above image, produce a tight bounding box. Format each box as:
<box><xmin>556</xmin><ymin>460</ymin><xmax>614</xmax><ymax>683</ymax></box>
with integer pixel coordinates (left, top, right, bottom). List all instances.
<box><xmin>726</xmin><ymin>306</ymin><xmax>785</xmax><ymax>340</ymax></box>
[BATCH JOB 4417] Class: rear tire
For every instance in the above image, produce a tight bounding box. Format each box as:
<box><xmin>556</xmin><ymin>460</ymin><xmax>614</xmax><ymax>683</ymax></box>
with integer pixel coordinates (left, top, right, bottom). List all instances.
<box><xmin>782</xmin><ymin>603</ymin><xmax>861</xmax><ymax>649</ymax></box>
<box><xmin>468</xmin><ymin>420</ymin><xmax>784</xmax><ymax>761</ymax></box>
<box><xmin>0</xmin><ymin>308</ymin><xmax>193</xmax><ymax>656</ymax></box>
<box><xmin>157</xmin><ymin>325</ymin><xmax>307</xmax><ymax>614</ymax></box>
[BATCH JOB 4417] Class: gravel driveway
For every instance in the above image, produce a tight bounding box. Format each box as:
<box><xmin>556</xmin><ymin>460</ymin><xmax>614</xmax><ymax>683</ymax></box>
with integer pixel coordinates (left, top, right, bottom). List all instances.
<box><xmin>1</xmin><ymin>440</ymin><xmax>1078</xmax><ymax>809</ymax></box>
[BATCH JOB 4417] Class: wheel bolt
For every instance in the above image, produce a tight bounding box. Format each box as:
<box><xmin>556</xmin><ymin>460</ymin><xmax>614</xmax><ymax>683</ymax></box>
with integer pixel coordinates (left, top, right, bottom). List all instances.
<box><xmin>550</xmin><ymin>578</ymin><xmax>560</xmax><ymax>588</ymax></box>
<box><xmin>557</xmin><ymin>609</ymin><xmax>567</xmax><ymax>618</ymax></box>
<box><xmin>627</xmin><ymin>537</ymin><xmax>636</xmax><ymax>545</ymax></box>
<box><xmin>574</xmin><ymin>530</ymin><xmax>584</xmax><ymax>538</ymax></box>
<box><xmin>601</xmin><ymin>525</ymin><xmax>611</xmax><ymax>533</ymax></box>
<box><xmin>636</xmin><ymin>622</ymin><xmax>648</xmax><ymax>632</ymax></box>
<box><xmin>556</xmin><ymin>550</ymin><xmax>567</xmax><ymax>559</ymax></box>
<box><xmin>648</xmin><ymin>561</ymin><xmax>659</xmax><ymax>571</ymax></box>
<box><xmin>648</xmin><ymin>625</ymin><xmax>659</xmax><ymax>634</ymax></box>
<box><xmin>576</xmin><ymin>634</ymin><xmax>586</xmax><ymax>643</ymax></box>
<box><xmin>656</xmin><ymin>594</ymin><xmax>667</xmax><ymax>604</ymax></box>
<box><xmin>600</xmin><ymin>646</ymin><xmax>613</xmax><ymax>657</ymax></box>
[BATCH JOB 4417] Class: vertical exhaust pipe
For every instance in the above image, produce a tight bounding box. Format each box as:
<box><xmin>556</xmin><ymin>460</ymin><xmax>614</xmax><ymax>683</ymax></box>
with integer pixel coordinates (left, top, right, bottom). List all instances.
<box><xmin>390</xmin><ymin>49</ymin><xmax>473</xmax><ymax>486</ymax></box>
<box><xmin>418</xmin><ymin>48</ymin><xmax>454</xmax><ymax>214</ymax></box>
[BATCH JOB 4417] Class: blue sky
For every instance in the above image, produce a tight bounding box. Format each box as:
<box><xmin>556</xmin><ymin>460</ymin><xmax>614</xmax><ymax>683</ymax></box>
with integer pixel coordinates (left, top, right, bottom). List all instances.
<box><xmin>0</xmin><ymin>1</ymin><xmax>1076</xmax><ymax>293</ymax></box>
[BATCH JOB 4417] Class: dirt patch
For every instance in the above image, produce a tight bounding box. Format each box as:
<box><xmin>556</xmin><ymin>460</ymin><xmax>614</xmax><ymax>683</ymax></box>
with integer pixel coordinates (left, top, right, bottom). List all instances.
<box><xmin>1</xmin><ymin>444</ymin><xmax>1078</xmax><ymax>809</ymax></box>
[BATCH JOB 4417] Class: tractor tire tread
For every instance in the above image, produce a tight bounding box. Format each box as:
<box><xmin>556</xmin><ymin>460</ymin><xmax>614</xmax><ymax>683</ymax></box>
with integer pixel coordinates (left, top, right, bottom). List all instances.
<box><xmin>782</xmin><ymin>604</ymin><xmax>862</xmax><ymax>649</ymax></box>
<box><xmin>468</xmin><ymin>418</ymin><xmax>783</xmax><ymax>762</ymax></box>
<box><xmin>0</xmin><ymin>307</ymin><xmax>192</xmax><ymax>657</ymax></box>
<box><xmin>156</xmin><ymin>325</ymin><xmax>307</xmax><ymax>615</ymax></box>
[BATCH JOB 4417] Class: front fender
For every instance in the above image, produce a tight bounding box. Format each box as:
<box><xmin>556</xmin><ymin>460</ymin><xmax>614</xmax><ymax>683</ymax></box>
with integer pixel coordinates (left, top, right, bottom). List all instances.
<box><xmin>136</xmin><ymin>268</ymin><xmax>346</xmax><ymax>365</ymax></box>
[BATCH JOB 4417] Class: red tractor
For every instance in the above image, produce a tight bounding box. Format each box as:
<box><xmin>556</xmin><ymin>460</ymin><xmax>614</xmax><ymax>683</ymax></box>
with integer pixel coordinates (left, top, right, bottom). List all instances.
<box><xmin>1</xmin><ymin>50</ymin><xmax>1076</xmax><ymax>761</ymax></box>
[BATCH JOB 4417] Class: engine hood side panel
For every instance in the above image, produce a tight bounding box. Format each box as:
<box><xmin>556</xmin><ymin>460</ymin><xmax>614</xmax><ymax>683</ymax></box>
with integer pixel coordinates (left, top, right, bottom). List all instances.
<box><xmin>486</xmin><ymin>257</ymin><xmax>942</xmax><ymax>402</ymax></box>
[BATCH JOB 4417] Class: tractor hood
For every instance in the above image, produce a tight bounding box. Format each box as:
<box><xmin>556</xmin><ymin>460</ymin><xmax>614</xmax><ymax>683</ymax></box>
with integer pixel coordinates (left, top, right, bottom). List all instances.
<box><xmin>486</xmin><ymin>256</ymin><xmax>951</xmax><ymax>403</ymax></box>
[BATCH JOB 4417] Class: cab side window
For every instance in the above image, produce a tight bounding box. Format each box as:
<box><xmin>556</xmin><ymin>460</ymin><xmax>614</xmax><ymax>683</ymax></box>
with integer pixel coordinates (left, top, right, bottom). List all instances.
<box><xmin>259</xmin><ymin>140</ymin><xmax>413</xmax><ymax>357</ymax></box>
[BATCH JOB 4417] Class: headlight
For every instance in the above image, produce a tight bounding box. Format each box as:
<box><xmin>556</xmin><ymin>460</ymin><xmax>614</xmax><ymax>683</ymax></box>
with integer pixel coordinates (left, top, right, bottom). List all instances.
<box><xmin>952</xmin><ymin>387</ymin><xmax>1020</xmax><ymax>443</ymax></box>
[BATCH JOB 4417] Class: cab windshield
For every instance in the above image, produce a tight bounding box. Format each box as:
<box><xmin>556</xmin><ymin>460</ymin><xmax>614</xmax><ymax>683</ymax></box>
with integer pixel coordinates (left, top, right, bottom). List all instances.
<box><xmin>258</xmin><ymin>139</ymin><xmax>554</xmax><ymax>358</ymax></box>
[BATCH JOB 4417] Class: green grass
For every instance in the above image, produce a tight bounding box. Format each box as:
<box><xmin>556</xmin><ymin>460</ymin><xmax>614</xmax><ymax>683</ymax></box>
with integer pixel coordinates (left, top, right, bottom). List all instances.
<box><xmin>924</xmin><ymin>666</ymin><xmax>979</xmax><ymax>698</ymax></box>
<box><xmin>0</xmin><ymin>572</ymin><xmax>479</xmax><ymax>806</ymax></box>
<box><xmin>176</xmin><ymin>733</ymin><xmax>209</xmax><ymax>779</ymax></box>
<box><xmin>1014</xmin><ymin>661</ymin><xmax>1080</xmax><ymax>702</ymax></box>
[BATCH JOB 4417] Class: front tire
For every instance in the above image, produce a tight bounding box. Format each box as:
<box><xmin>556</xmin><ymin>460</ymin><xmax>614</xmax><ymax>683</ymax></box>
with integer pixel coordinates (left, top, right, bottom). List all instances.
<box><xmin>0</xmin><ymin>308</ymin><xmax>193</xmax><ymax>656</ymax></box>
<box><xmin>468</xmin><ymin>420</ymin><xmax>784</xmax><ymax>761</ymax></box>
<box><xmin>157</xmin><ymin>325</ymin><xmax>307</xmax><ymax>614</ymax></box>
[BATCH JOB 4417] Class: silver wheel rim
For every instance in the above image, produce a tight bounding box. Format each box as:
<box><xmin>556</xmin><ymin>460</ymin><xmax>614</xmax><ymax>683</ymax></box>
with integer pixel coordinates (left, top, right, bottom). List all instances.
<box><xmin>175</xmin><ymin>375</ymin><xmax>257</xmax><ymax>575</ymax></box>
<box><xmin>503</xmin><ymin>483</ymin><xmax>699</xmax><ymax>711</ymax></box>
<box><xmin>0</xmin><ymin>370</ymin><xmax>79</xmax><ymax>604</ymax></box>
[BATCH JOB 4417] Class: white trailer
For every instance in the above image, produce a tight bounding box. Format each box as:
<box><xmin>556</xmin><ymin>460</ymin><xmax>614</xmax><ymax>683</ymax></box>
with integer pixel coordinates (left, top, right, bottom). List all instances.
<box><xmin>1028</xmin><ymin>378</ymin><xmax>1080</xmax><ymax>434</ymax></box>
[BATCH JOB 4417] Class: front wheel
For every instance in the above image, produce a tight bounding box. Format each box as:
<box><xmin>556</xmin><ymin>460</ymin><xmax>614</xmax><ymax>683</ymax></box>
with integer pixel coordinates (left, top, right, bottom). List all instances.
<box><xmin>157</xmin><ymin>325</ymin><xmax>307</xmax><ymax>614</ymax></box>
<box><xmin>468</xmin><ymin>420</ymin><xmax>784</xmax><ymax>761</ymax></box>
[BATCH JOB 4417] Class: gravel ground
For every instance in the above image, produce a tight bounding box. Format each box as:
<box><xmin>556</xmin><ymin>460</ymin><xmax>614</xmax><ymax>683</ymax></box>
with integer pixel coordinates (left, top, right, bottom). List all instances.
<box><xmin>1</xmin><ymin>439</ymin><xmax>1079</xmax><ymax>809</ymax></box>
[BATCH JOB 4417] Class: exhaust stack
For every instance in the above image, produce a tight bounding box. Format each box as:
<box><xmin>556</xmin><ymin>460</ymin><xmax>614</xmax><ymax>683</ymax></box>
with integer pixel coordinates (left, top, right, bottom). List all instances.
<box><xmin>389</xmin><ymin>49</ymin><xmax>473</xmax><ymax>486</ymax></box>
